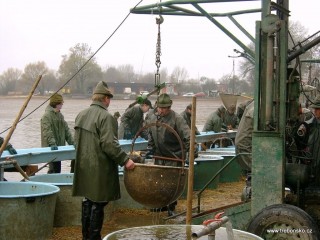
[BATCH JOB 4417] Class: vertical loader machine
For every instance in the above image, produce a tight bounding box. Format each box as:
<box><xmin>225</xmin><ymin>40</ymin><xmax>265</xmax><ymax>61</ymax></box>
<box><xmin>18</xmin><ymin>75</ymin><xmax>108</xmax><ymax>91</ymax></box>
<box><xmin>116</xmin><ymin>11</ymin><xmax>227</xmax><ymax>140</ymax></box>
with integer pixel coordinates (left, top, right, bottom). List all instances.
<box><xmin>131</xmin><ymin>1</ymin><xmax>320</xmax><ymax>238</ymax></box>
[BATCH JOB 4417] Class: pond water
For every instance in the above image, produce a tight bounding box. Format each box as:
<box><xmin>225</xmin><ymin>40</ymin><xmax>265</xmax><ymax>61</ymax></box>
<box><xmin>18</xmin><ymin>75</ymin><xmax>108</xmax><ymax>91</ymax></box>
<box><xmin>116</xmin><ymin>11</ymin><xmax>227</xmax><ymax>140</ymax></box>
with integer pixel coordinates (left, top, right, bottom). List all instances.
<box><xmin>0</xmin><ymin>96</ymin><xmax>223</xmax><ymax>180</ymax></box>
<box><xmin>0</xmin><ymin>96</ymin><xmax>223</xmax><ymax>149</ymax></box>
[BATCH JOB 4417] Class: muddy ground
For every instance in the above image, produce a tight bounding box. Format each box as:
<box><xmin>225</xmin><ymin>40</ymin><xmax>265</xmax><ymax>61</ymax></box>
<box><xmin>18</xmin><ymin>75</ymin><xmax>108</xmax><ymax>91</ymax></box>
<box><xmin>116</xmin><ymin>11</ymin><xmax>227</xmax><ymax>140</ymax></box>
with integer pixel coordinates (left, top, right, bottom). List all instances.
<box><xmin>49</xmin><ymin>180</ymin><xmax>245</xmax><ymax>240</ymax></box>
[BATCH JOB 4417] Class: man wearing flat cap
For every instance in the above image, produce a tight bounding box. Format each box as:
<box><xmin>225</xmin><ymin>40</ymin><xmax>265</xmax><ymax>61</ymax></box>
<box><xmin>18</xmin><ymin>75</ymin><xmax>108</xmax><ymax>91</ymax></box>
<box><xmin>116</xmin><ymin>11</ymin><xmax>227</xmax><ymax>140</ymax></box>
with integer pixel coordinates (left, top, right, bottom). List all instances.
<box><xmin>41</xmin><ymin>93</ymin><xmax>74</xmax><ymax>173</ymax></box>
<box><xmin>72</xmin><ymin>81</ymin><xmax>135</xmax><ymax>240</ymax></box>
<box><xmin>118</xmin><ymin>98</ymin><xmax>153</xmax><ymax>140</ymax></box>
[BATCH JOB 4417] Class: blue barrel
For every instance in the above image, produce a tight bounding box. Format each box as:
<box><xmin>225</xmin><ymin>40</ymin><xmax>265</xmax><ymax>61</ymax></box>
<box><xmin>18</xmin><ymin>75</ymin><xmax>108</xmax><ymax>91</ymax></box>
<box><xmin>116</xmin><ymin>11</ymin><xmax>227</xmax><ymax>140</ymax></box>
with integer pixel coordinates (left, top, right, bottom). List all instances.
<box><xmin>0</xmin><ymin>181</ymin><xmax>59</xmax><ymax>240</ymax></box>
<box><xmin>29</xmin><ymin>173</ymin><xmax>83</xmax><ymax>227</ymax></box>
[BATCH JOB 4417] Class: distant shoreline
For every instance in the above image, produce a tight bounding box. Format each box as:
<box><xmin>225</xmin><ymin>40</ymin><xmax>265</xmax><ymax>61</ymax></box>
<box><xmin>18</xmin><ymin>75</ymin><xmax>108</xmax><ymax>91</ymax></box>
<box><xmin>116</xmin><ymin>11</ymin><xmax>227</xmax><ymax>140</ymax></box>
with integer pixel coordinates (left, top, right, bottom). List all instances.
<box><xmin>0</xmin><ymin>94</ymin><xmax>222</xmax><ymax>101</ymax></box>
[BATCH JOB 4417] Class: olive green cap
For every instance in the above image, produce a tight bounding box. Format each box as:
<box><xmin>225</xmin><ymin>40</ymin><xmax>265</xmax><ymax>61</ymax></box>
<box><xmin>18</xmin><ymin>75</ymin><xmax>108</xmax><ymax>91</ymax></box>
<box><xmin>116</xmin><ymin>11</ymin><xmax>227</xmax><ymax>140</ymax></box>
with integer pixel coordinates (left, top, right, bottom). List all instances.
<box><xmin>157</xmin><ymin>93</ymin><xmax>172</xmax><ymax>107</ymax></box>
<box><xmin>93</xmin><ymin>81</ymin><xmax>113</xmax><ymax>98</ymax></box>
<box><xmin>50</xmin><ymin>93</ymin><xmax>63</xmax><ymax>105</ymax></box>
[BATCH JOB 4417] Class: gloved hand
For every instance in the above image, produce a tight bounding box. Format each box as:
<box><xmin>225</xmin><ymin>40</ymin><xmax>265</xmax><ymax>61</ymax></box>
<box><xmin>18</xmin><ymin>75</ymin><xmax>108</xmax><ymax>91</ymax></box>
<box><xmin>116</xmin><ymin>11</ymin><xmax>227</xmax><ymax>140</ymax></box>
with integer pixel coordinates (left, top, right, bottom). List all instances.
<box><xmin>50</xmin><ymin>145</ymin><xmax>58</xmax><ymax>150</ymax></box>
<box><xmin>145</xmin><ymin>149</ymin><xmax>154</xmax><ymax>159</ymax></box>
<box><xmin>221</xmin><ymin>124</ymin><xmax>228</xmax><ymax>132</ymax></box>
<box><xmin>7</xmin><ymin>144</ymin><xmax>17</xmax><ymax>155</ymax></box>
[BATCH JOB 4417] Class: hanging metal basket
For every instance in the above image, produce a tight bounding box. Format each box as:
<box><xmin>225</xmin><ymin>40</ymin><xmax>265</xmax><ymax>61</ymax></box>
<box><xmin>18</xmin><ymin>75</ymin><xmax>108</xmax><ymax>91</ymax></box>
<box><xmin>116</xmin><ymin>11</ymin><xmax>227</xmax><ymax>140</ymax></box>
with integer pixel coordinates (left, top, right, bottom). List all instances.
<box><xmin>124</xmin><ymin>121</ymin><xmax>188</xmax><ymax>208</ymax></box>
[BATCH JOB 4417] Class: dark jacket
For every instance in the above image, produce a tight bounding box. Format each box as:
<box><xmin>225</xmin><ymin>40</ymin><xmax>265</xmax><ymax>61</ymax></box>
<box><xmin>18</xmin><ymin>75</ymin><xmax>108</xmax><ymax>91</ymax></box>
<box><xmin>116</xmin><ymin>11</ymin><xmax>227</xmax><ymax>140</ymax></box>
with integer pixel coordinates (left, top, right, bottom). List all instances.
<box><xmin>118</xmin><ymin>105</ymin><xmax>144</xmax><ymax>139</ymax></box>
<box><xmin>202</xmin><ymin>109</ymin><xmax>223</xmax><ymax>133</ymax></box>
<box><xmin>148</xmin><ymin>110</ymin><xmax>190</xmax><ymax>166</ymax></box>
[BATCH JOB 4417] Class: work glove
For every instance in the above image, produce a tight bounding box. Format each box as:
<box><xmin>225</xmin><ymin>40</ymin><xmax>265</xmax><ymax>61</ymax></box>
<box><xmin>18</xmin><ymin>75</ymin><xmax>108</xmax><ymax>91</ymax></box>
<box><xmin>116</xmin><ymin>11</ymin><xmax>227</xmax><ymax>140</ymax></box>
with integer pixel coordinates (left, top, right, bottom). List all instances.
<box><xmin>7</xmin><ymin>144</ymin><xmax>17</xmax><ymax>155</ymax></box>
<box><xmin>221</xmin><ymin>124</ymin><xmax>228</xmax><ymax>132</ymax></box>
<box><xmin>50</xmin><ymin>145</ymin><xmax>58</xmax><ymax>151</ymax></box>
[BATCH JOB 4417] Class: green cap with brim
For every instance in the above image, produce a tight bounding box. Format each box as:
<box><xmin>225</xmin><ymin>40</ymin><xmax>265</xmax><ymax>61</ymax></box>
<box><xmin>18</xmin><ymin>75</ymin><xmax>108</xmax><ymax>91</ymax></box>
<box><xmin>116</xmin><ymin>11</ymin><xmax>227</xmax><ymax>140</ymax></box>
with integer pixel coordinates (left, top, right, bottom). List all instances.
<box><xmin>157</xmin><ymin>93</ymin><xmax>172</xmax><ymax>107</ymax></box>
<box><xmin>93</xmin><ymin>81</ymin><xmax>113</xmax><ymax>98</ymax></box>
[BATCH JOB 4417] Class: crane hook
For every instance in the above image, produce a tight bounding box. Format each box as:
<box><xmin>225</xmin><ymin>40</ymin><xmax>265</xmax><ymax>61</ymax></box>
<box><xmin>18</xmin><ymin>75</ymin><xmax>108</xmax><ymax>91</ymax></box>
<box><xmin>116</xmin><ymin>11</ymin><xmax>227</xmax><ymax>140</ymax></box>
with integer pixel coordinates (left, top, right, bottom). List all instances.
<box><xmin>156</xmin><ymin>15</ymin><xmax>164</xmax><ymax>25</ymax></box>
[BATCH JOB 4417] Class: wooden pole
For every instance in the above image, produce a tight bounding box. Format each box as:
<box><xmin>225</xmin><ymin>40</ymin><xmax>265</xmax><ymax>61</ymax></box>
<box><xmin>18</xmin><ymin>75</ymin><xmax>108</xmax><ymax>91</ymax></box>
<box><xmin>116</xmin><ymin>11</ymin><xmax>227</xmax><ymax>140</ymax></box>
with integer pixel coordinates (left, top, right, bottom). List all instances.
<box><xmin>186</xmin><ymin>96</ymin><xmax>196</xmax><ymax>224</ymax></box>
<box><xmin>0</xmin><ymin>75</ymin><xmax>42</xmax><ymax>157</ymax></box>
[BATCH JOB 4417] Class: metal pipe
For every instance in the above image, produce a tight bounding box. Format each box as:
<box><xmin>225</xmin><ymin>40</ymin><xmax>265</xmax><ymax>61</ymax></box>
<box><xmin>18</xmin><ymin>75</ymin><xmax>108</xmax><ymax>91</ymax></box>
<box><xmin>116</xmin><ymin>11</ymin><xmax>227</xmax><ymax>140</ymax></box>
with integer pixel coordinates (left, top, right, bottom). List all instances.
<box><xmin>228</xmin><ymin>15</ymin><xmax>255</xmax><ymax>43</ymax></box>
<box><xmin>153</xmin><ymin>155</ymin><xmax>183</xmax><ymax>162</ymax></box>
<box><xmin>265</xmin><ymin>35</ymin><xmax>274</xmax><ymax>128</ymax></box>
<box><xmin>192</xmin><ymin>3</ymin><xmax>255</xmax><ymax>59</ymax></box>
<box><xmin>186</xmin><ymin>96</ymin><xmax>196</xmax><ymax>224</ymax></box>
<box><xmin>288</xmin><ymin>36</ymin><xmax>320</xmax><ymax>62</ymax></box>
<box><xmin>192</xmin><ymin>216</ymin><xmax>229</xmax><ymax>238</ymax></box>
<box><xmin>131</xmin><ymin>0</ymin><xmax>258</xmax><ymax>11</ymax></box>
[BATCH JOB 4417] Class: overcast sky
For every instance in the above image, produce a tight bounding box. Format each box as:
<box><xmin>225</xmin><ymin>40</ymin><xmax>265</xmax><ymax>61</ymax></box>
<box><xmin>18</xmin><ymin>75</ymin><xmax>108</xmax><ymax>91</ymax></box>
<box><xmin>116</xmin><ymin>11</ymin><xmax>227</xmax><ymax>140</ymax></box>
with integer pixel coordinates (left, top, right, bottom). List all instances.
<box><xmin>0</xmin><ymin>0</ymin><xmax>319</xmax><ymax>80</ymax></box>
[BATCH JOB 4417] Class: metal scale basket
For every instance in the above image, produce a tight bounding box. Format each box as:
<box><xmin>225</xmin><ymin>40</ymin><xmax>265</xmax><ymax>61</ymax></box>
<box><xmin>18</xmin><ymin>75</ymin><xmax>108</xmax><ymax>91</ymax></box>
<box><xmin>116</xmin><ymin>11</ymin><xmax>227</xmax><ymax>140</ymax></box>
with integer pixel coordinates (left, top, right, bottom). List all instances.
<box><xmin>124</xmin><ymin>121</ymin><xmax>188</xmax><ymax>208</ymax></box>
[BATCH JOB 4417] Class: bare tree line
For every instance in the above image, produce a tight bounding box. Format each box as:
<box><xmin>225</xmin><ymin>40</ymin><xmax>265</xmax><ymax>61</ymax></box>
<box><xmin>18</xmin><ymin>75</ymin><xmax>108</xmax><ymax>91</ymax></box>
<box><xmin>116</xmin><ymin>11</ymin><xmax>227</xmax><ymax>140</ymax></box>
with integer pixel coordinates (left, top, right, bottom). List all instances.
<box><xmin>0</xmin><ymin>21</ymin><xmax>318</xmax><ymax>96</ymax></box>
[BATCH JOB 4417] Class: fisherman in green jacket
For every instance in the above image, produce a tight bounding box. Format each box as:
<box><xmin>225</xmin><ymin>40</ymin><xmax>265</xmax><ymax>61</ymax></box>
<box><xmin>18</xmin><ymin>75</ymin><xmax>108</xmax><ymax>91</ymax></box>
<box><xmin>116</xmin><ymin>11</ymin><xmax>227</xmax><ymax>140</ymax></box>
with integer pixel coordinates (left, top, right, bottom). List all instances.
<box><xmin>202</xmin><ymin>105</ymin><xmax>226</xmax><ymax>133</ymax></box>
<box><xmin>235</xmin><ymin>100</ymin><xmax>254</xmax><ymax>173</ymax></box>
<box><xmin>180</xmin><ymin>103</ymin><xmax>200</xmax><ymax>135</ymax></box>
<box><xmin>146</xmin><ymin>93</ymin><xmax>190</xmax><ymax>216</ymax></box>
<box><xmin>118</xmin><ymin>98</ymin><xmax>152</xmax><ymax>140</ymax></box>
<box><xmin>40</xmin><ymin>93</ymin><xmax>74</xmax><ymax>173</ymax></box>
<box><xmin>72</xmin><ymin>81</ymin><xmax>135</xmax><ymax>240</ymax></box>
